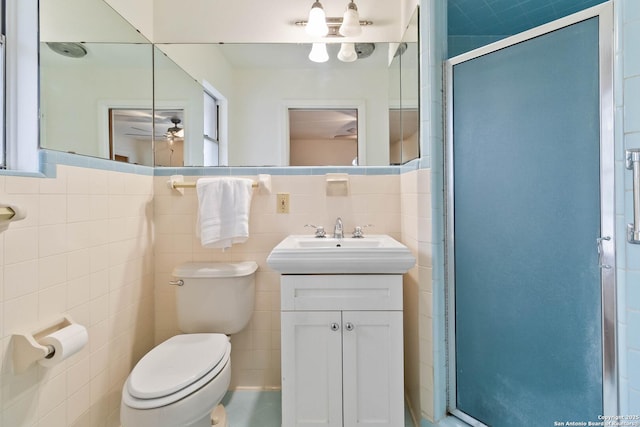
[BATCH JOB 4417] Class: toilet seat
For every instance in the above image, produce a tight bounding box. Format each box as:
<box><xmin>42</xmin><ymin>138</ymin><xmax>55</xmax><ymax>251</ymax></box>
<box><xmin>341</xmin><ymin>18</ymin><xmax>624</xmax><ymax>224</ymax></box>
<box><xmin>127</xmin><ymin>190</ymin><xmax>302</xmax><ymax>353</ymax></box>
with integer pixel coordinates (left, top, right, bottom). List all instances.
<box><xmin>122</xmin><ymin>333</ymin><xmax>231</xmax><ymax>410</ymax></box>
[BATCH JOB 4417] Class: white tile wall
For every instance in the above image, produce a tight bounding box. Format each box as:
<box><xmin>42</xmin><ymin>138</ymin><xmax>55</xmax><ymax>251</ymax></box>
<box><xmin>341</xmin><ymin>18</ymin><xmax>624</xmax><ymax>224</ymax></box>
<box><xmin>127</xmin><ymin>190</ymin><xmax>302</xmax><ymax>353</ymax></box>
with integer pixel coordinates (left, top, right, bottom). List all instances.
<box><xmin>621</xmin><ymin>0</ymin><xmax>640</xmax><ymax>414</ymax></box>
<box><xmin>0</xmin><ymin>167</ymin><xmax>424</xmax><ymax>426</ymax></box>
<box><xmin>0</xmin><ymin>165</ymin><xmax>155</xmax><ymax>427</ymax></box>
<box><xmin>153</xmin><ymin>173</ymin><xmax>410</xmax><ymax>389</ymax></box>
<box><xmin>400</xmin><ymin>169</ymin><xmax>432</xmax><ymax>423</ymax></box>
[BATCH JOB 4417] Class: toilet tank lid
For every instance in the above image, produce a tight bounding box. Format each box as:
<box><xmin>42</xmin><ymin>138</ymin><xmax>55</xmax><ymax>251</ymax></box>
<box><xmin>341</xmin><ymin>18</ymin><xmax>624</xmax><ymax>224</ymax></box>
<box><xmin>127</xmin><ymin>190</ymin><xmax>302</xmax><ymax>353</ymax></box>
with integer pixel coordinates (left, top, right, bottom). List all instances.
<box><xmin>173</xmin><ymin>261</ymin><xmax>258</xmax><ymax>278</ymax></box>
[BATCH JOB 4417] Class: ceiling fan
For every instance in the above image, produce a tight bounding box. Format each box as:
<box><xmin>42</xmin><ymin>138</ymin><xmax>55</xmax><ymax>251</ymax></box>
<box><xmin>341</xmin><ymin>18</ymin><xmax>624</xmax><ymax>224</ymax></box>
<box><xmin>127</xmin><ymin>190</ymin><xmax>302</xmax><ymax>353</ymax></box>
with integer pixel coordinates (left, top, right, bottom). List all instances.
<box><xmin>333</xmin><ymin>121</ymin><xmax>357</xmax><ymax>139</ymax></box>
<box><xmin>123</xmin><ymin>117</ymin><xmax>184</xmax><ymax>142</ymax></box>
<box><xmin>166</xmin><ymin>117</ymin><xmax>184</xmax><ymax>137</ymax></box>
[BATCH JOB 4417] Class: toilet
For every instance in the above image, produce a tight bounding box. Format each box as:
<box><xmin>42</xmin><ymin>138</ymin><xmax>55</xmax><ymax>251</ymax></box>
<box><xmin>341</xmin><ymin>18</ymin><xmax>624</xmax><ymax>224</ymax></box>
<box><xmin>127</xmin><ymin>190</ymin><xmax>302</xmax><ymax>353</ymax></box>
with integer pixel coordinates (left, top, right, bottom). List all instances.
<box><xmin>120</xmin><ymin>261</ymin><xmax>258</xmax><ymax>427</ymax></box>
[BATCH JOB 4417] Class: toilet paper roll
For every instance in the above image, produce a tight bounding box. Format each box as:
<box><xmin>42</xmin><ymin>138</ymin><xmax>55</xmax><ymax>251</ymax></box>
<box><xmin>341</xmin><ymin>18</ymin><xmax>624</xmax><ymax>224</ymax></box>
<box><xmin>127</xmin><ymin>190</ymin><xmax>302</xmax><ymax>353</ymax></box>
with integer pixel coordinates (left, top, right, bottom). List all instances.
<box><xmin>38</xmin><ymin>323</ymin><xmax>88</xmax><ymax>367</ymax></box>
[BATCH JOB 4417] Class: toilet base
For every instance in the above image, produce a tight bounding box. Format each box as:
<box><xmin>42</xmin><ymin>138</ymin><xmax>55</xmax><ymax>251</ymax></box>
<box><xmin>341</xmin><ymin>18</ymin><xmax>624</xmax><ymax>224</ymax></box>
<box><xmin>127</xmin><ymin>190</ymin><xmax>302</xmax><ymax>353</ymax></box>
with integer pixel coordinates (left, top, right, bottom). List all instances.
<box><xmin>211</xmin><ymin>404</ymin><xmax>228</xmax><ymax>427</ymax></box>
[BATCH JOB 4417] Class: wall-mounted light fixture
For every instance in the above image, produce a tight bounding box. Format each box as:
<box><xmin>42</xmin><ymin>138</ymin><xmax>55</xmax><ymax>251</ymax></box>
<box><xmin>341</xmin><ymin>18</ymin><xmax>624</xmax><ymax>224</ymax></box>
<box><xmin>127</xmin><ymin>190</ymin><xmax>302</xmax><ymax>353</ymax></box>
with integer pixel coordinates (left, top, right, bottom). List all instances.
<box><xmin>298</xmin><ymin>0</ymin><xmax>372</xmax><ymax>63</ymax></box>
<box><xmin>339</xmin><ymin>1</ymin><xmax>362</xmax><ymax>37</ymax></box>
<box><xmin>306</xmin><ymin>1</ymin><xmax>329</xmax><ymax>37</ymax></box>
<box><xmin>297</xmin><ymin>0</ymin><xmax>372</xmax><ymax>38</ymax></box>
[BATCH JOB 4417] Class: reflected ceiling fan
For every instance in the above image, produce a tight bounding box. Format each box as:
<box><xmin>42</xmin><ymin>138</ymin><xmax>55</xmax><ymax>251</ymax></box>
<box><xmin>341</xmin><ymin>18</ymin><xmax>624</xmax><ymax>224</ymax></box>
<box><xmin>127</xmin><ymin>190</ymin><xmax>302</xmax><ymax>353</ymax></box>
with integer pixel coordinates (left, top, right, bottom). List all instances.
<box><xmin>125</xmin><ymin>126</ymin><xmax>153</xmax><ymax>138</ymax></box>
<box><xmin>333</xmin><ymin>121</ymin><xmax>357</xmax><ymax>139</ymax></box>
<box><xmin>166</xmin><ymin>117</ymin><xmax>184</xmax><ymax>140</ymax></box>
<box><xmin>128</xmin><ymin>117</ymin><xmax>184</xmax><ymax>141</ymax></box>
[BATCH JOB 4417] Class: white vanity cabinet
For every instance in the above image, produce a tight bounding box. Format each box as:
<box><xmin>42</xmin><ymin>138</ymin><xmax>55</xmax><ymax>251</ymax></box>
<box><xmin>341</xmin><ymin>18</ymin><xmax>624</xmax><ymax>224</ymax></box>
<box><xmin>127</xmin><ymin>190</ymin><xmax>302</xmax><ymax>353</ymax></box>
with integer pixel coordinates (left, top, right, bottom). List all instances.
<box><xmin>280</xmin><ymin>274</ymin><xmax>404</xmax><ymax>427</ymax></box>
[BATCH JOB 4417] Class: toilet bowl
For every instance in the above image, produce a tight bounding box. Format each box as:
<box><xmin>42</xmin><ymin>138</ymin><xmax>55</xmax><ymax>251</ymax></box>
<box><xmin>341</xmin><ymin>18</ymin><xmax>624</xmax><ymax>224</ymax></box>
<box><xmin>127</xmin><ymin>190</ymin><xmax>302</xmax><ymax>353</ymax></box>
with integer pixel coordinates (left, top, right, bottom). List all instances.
<box><xmin>120</xmin><ymin>262</ymin><xmax>258</xmax><ymax>427</ymax></box>
<box><xmin>121</xmin><ymin>334</ymin><xmax>231</xmax><ymax>427</ymax></box>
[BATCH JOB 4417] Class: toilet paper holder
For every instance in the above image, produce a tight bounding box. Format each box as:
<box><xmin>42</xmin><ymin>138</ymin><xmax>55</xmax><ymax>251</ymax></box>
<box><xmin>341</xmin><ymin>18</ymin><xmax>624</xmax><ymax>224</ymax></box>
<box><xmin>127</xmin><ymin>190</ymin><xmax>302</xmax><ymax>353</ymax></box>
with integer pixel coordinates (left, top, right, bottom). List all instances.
<box><xmin>12</xmin><ymin>315</ymin><xmax>77</xmax><ymax>373</ymax></box>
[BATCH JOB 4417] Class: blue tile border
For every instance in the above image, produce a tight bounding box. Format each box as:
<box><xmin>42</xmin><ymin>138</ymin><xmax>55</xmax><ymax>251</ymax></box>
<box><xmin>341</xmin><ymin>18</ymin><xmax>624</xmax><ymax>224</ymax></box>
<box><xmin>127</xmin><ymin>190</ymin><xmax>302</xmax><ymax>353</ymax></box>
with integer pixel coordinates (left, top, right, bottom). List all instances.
<box><xmin>38</xmin><ymin>149</ymin><xmax>154</xmax><ymax>177</ymax></box>
<box><xmin>31</xmin><ymin>149</ymin><xmax>430</xmax><ymax>178</ymax></box>
<box><xmin>154</xmin><ymin>162</ymin><xmax>423</xmax><ymax>177</ymax></box>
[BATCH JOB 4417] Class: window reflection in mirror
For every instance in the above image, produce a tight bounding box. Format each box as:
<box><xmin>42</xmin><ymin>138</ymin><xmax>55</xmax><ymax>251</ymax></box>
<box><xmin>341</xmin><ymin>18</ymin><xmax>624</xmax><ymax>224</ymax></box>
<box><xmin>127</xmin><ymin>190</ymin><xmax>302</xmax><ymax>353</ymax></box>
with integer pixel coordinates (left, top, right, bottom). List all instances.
<box><xmin>289</xmin><ymin>109</ymin><xmax>358</xmax><ymax>166</ymax></box>
<box><xmin>154</xmin><ymin>45</ymin><xmax>220</xmax><ymax>167</ymax></box>
<box><xmin>203</xmin><ymin>91</ymin><xmax>221</xmax><ymax>167</ymax></box>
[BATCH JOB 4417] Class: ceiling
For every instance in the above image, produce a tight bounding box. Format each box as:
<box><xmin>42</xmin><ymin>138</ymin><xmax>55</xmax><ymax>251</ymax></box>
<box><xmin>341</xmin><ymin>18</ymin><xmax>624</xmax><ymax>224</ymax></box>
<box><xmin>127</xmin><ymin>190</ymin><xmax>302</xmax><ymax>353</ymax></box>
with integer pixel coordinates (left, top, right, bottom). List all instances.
<box><xmin>448</xmin><ymin>0</ymin><xmax>608</xmax><ymax>36</ymax></box>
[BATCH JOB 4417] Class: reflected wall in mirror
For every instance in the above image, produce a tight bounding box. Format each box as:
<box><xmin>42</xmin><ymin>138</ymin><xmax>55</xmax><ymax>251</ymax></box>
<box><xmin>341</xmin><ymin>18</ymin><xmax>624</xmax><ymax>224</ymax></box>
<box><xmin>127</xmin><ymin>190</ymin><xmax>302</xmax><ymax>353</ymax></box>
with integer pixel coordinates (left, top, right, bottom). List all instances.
<box><xmin>389</xmin><ymin>7</ymin><xmax>419</xmax><ymax>165</ymax></box>
<box><xmin>39</xmin><ymin>0</ymin><xmax>153</xmax><ymax>165</ymax></box>
<box><xmin>157</xmin><ymin>42</ymin><xmax>399</xmax><ymax>167</ymax></box>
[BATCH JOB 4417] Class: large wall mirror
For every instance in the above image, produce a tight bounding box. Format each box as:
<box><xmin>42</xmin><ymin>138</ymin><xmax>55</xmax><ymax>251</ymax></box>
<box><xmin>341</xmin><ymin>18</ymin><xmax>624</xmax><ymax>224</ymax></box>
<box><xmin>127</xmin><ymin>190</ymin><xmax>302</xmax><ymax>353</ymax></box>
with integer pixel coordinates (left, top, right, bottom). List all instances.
<box><xmin>157</xmin><ymin>42</ymin><xmax>399</xmax><ymax>167</ymax></box>
<box><xmin>39</xmin><ymin>0</ymin><xmax>419</xmax><ymax>168</ymax></box>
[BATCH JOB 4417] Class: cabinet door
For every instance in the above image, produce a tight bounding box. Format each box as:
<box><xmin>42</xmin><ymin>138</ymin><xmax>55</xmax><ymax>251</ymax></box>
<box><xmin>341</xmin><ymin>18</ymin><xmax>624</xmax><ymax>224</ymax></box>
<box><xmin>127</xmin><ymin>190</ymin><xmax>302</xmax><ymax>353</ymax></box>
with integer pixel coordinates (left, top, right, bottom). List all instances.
<box><xmin>342</xmin><ymin>311</ymin><xmax>404</xmax><ymax>427</ymax></box>
<box><xmin>281</xmin><ymin>311</ymin><xmax>343</xmax><ymax>427</ymax></box>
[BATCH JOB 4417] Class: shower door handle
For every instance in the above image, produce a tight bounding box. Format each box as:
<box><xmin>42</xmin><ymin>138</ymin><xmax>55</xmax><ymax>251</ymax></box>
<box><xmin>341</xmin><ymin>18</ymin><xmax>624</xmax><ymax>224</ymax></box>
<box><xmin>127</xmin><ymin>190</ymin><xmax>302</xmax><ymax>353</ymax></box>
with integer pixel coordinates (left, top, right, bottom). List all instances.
<box><xmin>597</xmin><ymin>236</ymin><xmax>612</xmax><ymax>270</ymax></box>
<box><xmin>627</xmin><ymin>149</ymin><xmax>640</xmax><ymax>243</ymax></box>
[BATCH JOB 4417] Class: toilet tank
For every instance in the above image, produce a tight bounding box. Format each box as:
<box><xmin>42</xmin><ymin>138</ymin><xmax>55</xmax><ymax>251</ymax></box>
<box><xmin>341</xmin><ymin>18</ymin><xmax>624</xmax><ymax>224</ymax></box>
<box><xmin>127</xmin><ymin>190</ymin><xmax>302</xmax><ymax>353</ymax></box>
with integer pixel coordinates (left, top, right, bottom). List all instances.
<box><xmin>172</xmin><ymin>262</ymin><xmax>258</xmax><ymax>334</ymax></box>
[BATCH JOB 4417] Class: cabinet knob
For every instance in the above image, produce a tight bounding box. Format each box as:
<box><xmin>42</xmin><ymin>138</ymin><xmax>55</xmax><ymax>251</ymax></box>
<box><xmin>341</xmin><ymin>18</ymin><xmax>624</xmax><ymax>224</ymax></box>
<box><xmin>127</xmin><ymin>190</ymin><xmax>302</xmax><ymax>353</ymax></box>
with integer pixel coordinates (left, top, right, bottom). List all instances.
<box><xmin>345</xmin><ymin>322</ymin><xmax>355</xmax><ymax>331</ymax></box>
<box><xmin>330</xmin><ymin>322</ymin><xmax>340</xmax><ymax>331</ymax></box>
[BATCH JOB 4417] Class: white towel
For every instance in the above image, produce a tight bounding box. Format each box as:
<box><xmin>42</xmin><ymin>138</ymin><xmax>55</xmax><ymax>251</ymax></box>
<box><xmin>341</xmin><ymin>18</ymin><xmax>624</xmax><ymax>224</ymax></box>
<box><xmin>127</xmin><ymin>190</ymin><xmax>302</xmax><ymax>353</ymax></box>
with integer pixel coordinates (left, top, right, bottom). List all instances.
<box><xmin>196</xmin><ymin>177</ymin><xmax>254</xmax><ymax>250</ymax></box>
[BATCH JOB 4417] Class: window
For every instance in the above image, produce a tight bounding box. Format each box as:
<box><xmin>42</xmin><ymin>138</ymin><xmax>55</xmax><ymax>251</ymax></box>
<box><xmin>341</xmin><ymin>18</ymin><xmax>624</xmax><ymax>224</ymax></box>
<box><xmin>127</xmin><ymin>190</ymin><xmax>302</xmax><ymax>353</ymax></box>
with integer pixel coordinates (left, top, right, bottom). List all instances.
<box><xmin>0</xmin><ymin>2</ymin><xmax>6</xmax><ymax>168</ymax></box>
<box><xmin>3</xmin><ymin>0</ymin><xmax>39</xmax><ymax>172</ymax></box>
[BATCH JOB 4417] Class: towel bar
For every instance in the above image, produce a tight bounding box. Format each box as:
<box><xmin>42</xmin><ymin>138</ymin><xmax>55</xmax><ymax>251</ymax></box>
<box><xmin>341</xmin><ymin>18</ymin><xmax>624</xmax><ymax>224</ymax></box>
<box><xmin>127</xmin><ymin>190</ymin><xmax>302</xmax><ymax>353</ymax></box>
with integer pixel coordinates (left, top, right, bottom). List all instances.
<box><xmin>0</xmin><ymin>206</ymin><xmax>16</xmax><ymax>220</ymax></box>
<box><xmin>171</xmin><ymin>181</ymin><xmax>258</xmax><ymax>190</ymax></box>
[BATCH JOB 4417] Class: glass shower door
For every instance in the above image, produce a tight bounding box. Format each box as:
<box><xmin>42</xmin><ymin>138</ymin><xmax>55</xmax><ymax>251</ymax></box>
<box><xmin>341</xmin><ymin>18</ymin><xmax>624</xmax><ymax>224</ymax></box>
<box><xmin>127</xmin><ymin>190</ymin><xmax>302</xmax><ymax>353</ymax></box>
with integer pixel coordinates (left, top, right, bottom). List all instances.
<box><xmin>447</xmin><ymin>11</ymin><xmax>614</xmax><ymax>425</ymax></box>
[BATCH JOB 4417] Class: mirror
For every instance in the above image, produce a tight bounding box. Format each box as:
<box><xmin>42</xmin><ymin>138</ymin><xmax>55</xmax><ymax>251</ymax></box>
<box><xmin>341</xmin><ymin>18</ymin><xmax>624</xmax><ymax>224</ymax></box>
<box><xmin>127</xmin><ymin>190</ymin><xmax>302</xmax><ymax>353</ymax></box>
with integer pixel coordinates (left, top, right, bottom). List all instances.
<box><xmin>39</xmin><ymin>1</ymin><xmax>419</xmax><ymax>168</ymax></box>
<box><xmin>153</xmin><ymin>46</ymin><xmax>205</xmax><ymax>167</ymax></box>
<box><xmin>389</xmin><ymin>8</ymin><xmax>419</xmax><ymax>165</ymax></box>
<box><xmin>156</xmin><ymin>42</ymin><xmax>395</xmax><ymax>167</ymax></box>
<box><xmin>39</xmin><ymin>0</ymin><xmax>153</xmax><ymax>165</ymax></box>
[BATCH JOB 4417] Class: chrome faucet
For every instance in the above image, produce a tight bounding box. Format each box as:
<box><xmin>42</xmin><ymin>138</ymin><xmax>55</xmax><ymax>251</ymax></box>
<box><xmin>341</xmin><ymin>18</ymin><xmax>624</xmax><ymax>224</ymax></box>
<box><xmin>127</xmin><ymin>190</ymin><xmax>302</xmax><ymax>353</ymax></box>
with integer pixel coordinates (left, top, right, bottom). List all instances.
<box><xmin>333</xmin><ymin>217</ymin><xmax>344</xmax><ymax>239</ymax></box>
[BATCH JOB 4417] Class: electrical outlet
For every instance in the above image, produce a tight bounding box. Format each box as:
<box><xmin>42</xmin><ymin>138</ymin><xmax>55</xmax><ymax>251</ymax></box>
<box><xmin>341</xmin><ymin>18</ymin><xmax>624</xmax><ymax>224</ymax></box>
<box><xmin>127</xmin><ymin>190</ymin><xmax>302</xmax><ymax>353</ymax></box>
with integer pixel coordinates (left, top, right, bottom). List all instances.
<box><xmin>277</xmin><ymin>193</ymin><xmax>290</xmax><ymax>214</ymax></box>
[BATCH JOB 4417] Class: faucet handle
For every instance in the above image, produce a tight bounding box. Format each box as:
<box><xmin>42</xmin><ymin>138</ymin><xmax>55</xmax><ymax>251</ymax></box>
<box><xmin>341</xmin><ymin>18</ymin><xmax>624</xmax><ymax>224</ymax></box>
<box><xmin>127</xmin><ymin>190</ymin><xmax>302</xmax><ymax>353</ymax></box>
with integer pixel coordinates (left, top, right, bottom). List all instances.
<box><xmin>352</xmin><ymin>224</ymin><xmax>373</xmax><ymax>238</ymax></box>
<box><xmin>304</xmin><ymin>224</ymin><xmax>326</xmax><ymax>238</ymax></box>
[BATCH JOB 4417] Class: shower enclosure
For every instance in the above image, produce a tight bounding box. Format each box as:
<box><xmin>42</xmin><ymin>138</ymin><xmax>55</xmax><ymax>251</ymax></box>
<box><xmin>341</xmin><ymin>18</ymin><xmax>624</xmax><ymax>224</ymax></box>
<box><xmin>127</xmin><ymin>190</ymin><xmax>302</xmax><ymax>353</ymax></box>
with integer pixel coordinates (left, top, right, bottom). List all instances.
<box><xmin>445</xmin><ymin>4</ymin><xmax>616</xmax><ymax>426</ymax></box>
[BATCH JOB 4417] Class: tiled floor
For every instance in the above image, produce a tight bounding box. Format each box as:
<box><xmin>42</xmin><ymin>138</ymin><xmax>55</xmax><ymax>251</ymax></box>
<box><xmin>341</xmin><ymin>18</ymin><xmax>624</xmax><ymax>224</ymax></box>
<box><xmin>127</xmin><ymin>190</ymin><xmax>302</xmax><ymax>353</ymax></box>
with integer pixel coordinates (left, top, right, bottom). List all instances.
<box><xmin>221</xmin><ymin>390</ymin><xmax>416</xmax><ymax>427</ymax></box>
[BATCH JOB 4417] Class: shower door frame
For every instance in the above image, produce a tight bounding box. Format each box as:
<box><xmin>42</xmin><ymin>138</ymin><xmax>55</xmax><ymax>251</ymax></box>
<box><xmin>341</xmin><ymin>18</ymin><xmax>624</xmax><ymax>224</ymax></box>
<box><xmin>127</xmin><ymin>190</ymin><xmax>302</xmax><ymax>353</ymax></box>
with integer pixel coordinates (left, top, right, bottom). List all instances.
<box><xmin>444</xmin><ymin>3</ymin><xmax>617</xmax><ymax>424</ymax></box>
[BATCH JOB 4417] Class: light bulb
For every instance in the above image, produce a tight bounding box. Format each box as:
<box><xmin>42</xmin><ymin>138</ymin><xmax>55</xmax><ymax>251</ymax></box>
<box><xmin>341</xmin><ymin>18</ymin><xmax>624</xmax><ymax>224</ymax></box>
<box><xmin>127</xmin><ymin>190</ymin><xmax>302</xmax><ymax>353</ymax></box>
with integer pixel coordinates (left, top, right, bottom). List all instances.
<box><xmin>339</xmin><ymin>1</ymin><xmax>362</xmax><ymax>37</ymax></box>
<box><xmin>308</xmin><ymin>43</ymin><xmax>329</xmax><ymax>63</ymax></box>
<box><xmin>337</xmin><ymin>43</ymin><xmax>358</xmax><ymax>62</ymax></box>
<box><xmin>306</xmin><ymin>1</ymin><xmax>329</xmax><ymax>37</ymax></box>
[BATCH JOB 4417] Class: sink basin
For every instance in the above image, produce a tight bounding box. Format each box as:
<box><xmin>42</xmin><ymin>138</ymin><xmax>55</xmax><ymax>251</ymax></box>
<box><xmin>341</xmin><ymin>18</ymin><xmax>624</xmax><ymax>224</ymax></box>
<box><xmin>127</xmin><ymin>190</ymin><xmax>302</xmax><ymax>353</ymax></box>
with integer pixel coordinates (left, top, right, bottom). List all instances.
<box><xmin>295</xmin><ymin>238</ymin><xmax>381</xmax><ymax>248</ymax></box>
<box><xmin>267</xmin><ymin>234</ymin><xmax>416</xmax><ymax>274</ymax></box>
